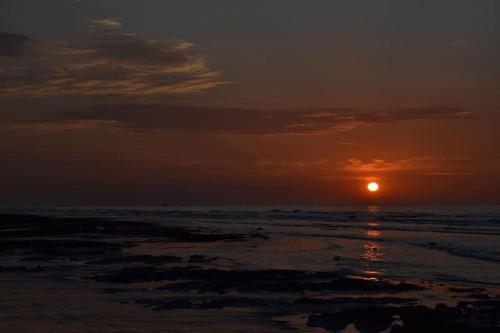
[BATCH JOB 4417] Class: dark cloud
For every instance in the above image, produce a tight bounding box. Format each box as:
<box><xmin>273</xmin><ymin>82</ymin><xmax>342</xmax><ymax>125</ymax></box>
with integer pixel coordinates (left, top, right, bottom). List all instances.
<box><xmin>47</xmin><ymin>104</ymin><xmax>471</xmax><ymax>135</ymax></box>
<box><xmin>0</xmin><ymin>32</ymin><xmax>34</xmax><ymax>57</ymax></box>
<box><xmin>0</xmin><ymin>20</ymin><xmax>225</xmax><ymax>97</ymax></box>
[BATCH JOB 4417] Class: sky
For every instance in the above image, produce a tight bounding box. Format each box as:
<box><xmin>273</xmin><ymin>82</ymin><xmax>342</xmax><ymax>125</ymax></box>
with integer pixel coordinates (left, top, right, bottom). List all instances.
<box><xmin>0</xmin><ymin>0</ymin><xmax>499</xmax><ymax>205</ymax></box>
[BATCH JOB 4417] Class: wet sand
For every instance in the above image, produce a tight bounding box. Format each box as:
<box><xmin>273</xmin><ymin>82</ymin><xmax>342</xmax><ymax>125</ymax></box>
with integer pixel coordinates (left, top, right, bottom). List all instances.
<box><xmin>1</xmin><ymin>212</ymin><xmax>500</xmax><ymax>332</ymax></box>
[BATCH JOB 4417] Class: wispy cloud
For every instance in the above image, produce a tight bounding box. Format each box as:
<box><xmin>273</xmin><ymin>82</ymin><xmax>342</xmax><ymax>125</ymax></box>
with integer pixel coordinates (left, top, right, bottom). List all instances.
<box><xmin>0</xmin><ymin>20</ymin><xmax>226</xmax><ymax>97</ymax></box>
<box><xmin>23</xmin><ymin>104</ymin><xmax>471</xmax><ymax>135</ymax></box>
<box><xmin>340</xmin><ymin>156</ymin><xmax>496</xmax><ymax>176</ymax></box>
<box><xmin>88</xmin><ymin>18</ymin><xmax>123</xmax><ymax>30</ymax></box>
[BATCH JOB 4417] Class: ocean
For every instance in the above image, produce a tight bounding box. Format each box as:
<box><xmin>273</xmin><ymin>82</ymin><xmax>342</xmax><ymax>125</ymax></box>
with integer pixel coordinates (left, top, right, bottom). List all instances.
<box><xmin>1</xmin><ymin>205</ymin><xmax>500</xmax><ymax>332</ymax></box>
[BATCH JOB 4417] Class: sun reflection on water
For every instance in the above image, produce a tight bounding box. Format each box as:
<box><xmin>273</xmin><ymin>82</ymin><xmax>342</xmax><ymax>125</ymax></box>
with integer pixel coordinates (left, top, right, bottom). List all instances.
<box><xmin>367</xmin><ymin>230</ymin><xmax>381</xmax><ymax>238</ymax></box>
<box><xmin>368</xmin><ymin>205</ymin><xmax>379</xmax><ymax>214</ymax></box>
<box><xmin>361</xmin><ymin>208</ymin><xmax>385</xmax><ymax>275</ymax></box>
<box><xmin>362</xmin><ymin>242</ymin><xmax>384</xmax><ymax>262</ymax></box>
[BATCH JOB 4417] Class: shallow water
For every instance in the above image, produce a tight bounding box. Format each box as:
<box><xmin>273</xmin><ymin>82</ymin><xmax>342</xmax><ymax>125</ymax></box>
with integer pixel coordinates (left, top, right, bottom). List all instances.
<box><xmin>5</xmin><ymin>205</ymin><xmax>500</xmax><ymax>285</ymax></box>
<box><xmin>1</xmin><ymin>205</ymin><xmax>500</xmax><ymax>332</ymax></box>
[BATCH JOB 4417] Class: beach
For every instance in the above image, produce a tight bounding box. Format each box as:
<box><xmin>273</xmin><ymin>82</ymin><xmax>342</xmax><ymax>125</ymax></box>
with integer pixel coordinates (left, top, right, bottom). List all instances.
<box><xmin>1</xmin><ymin>206</ymin><xmax>500</xmax><ymax>332</ymax></box>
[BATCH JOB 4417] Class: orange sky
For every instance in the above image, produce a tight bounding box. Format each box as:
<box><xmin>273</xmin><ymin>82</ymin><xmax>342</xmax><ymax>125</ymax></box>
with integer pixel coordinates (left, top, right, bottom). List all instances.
<box><xmin>0</xmin><ymin>1</ymin><xmax>499</xmax><ymax>205</ymax></box>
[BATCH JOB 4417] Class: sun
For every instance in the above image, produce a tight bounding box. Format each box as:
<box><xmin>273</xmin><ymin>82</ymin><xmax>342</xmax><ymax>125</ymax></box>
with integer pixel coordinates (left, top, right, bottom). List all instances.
<box><xmin>367</xmin><ymin>182</ymin><xmax>379</xmax><ymax>192</ymax></box>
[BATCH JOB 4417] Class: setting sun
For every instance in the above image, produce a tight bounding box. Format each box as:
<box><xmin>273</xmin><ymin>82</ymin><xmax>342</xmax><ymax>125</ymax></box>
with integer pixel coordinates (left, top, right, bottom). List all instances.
<box><xmin>367</xmin><ymin>182</ymin><xmax>379</xmax><ymax>192</ymax></box>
